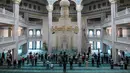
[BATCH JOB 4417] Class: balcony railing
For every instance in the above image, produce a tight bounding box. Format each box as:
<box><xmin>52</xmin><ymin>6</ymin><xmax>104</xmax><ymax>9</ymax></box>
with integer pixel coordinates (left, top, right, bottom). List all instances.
<box><xmin>103</xmin><ymin>35</ymin><xmax>112</xmax><ymax>41</ymax></box>
<box><xmin>0</xmin><ymin>8</ymin><xmax>14</xmax><ymax>17</ymax></box>
<box><xmin>19</xmin><ymin>35</ymin><xmax>26</xmax><ymax>41</ymax></box>
<box><xmin>28</xmin><ymin>21</ymin><xmax>42</xmax><ymax>25</ymax></box>
<box><xmin>0</xmin><ymin>8</ymin><xmax>26</xmax><ymax>24</ymax></box>
<box><xmin>104</xmin><ymin>15</ymin><xmax>111</xmax><ymax>23</ymax></box>
<box><xmin>88</xmin><ymin>35</ymin><xmax>101</xmax><ymax>38</ymax></box>
<box><xmin>0</xmin><ymin>35</ymin><xmax>27</xmax><ymax>44</ymax></box>
<box><xmin>0</xmin><ymin>37</ymin><xmax>13</xmax><ymax>43</ymax></box>
<box><xmin>19</xmin><ymin>16</ymin><xmax>26</xmax><ymax>23</ymax></box>
<box><xmin>116</xmin><ymin>8</ymin><xmax>130</xmax><ymax>17</ymax></box>
<box><xmin>103</xmin><ymin>8</ymin><xmax>130</xmax><ymax>25</ymax></box>
<box><xmin>117</xmin><ymin>37</ymin><xmax>130</xmax><ymax>44</ymax></box>
<box><xmin>28</xmin><ymin>35</ymin><xmax>42</xmax><ymax>38</ymax></box>
<box><xmin>88</xmin><ymin>21</ymin><xmax>101</xmax><ymax>25</ymax></box>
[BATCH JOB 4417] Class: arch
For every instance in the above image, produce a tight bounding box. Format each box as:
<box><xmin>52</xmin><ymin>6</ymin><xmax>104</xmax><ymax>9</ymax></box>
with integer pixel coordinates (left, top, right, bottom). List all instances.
<box><xmin>47</xmin><ymin>0</ymin><xmax>58</xmax><ymax>5</ymax></box>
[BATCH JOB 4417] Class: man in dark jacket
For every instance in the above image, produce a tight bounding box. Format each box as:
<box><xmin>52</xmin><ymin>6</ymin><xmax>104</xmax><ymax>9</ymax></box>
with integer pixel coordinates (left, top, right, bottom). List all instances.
<box><xmin>69</xmin><ymin>56</ymin><xmax>73</xmax><ymax>70</ymax></box>
<box><xmin>62</xmin><ymin>52</ymin><xmax>67</xmax><ymax>73</ymax></box>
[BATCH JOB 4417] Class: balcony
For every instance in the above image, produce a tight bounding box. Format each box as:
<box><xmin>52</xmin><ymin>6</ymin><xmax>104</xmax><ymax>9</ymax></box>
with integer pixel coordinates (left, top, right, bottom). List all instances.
<box><xmin>19</xmin><ymin>16</ymin><xmax>27</xmax><ymax>27</ymax></box>
<box><xmin>28</xmin><ymin>35</ymin><xmax>42</xmax><ymax>41</ymax></box>
<box><xmin>0</xmin><ymin>37</ymin><xmax>14</xmax><ymax>44</ymax></box>
<box><xmin>103</xmin><ymin>16</ymin><xmax>111</xmax><ymax>27</ymax></box>
<box><xmin>117</xmin><ymin>37</ymin><xmax>130</xmax><ymax>44</ymax></box>
<box><xmin>103</xmin><ymin>35</ymin><xmax>112</xmax><ymax>41</ymax></box>
<box><xmin>88</xmin><ymin>21</ymin><xmax>101</xmax><ymax>26</ymax></box>
<box><xmin>0</xmin><ymin>8</ymin><xmax>27</xmax><ymax>27</ymax></box>
<box><xmin>0</xmin><ymin>35</ymin><xmax>27</xmax><ymax>44</ymax></box>
<box><xmin>28</xmin><ymin>21</ymin><xmax>42</xmax><ymax>26</ymax></box>
<box><xmin>19</xmin><ymin>35</ymin><xmax>26</xmax><ymax>41</ymax></box>
<box><xmin>0</xmin><ymin>8</ymin><xmax>14</xmax><ymax>17</ymax></box>
<box><xmin>18</xmin><ymin>35</ymin><xmax>27</xmax><ymax>45</ymax></box>
<box><xmin>88</xmin><ymin>35</ymin><xmax>101</xmax><ymax>41</ymax></box>
<box><xmin>0</xmin><ymin>8</ymin><xmax>15</xmax><ymax>24</ymax></box>
<box><xmin>103</xmin><ymin>8</ymin><xmax>130</xmax><ymax>27</ymax></box>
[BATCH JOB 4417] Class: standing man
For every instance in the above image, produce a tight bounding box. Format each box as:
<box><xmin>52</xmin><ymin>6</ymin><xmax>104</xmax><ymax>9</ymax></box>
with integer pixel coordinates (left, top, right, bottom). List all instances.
<box><xmin>69</xmin><ymin>56</ymin><xmax>73</xmax><ymax>69</ymax></box>
<box><xmin>92</xmin><ymin>56</ymin><xmax>94</xmax><ymax>66</ymax></box>
<box><xmin>62</xmin><ymin>52</ymin><xmax>67</xmax><ymax>73</ymax></box>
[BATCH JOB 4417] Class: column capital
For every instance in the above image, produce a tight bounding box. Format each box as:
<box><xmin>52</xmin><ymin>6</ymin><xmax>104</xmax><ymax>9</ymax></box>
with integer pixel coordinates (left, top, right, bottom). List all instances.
<box><xmin>12</xmin><ymin>0</ymin><xmax>21</xmax><ymax>4</ymax></box>
<box><xmin>76</xmin><ymin>5</ymin><xmax>83</xmax><ymax>12</ymax></box>
<box><xmin>46</xmin><ymin>5</ymin><xmax>53</xmax><ymax>12</ymax></box>
<box><xmin>72</xmin><ymin>0</ymin><xmax>82</xmax><ymax>5</ymax></box>
<box><xmin>109</xmin><ymin>0</ymin><xmax>117</xmax><ymax>4</ymax></box>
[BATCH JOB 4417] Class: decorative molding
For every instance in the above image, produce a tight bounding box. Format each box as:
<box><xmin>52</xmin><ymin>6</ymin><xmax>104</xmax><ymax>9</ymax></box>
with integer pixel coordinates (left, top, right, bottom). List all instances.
<box><xmin>12</xmin><ymin>0</ymin><xmax>21</xmax><ymax>4</ymax></box>
<box><xmin>109</xmin><ymin>0</ymin><xmax>117</xmax><ymax>4</ymax></box>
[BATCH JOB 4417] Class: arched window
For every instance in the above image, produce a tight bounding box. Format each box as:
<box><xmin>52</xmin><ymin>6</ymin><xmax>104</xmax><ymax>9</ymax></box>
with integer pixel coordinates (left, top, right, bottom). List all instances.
<box><xmin>89</xmin><ymin>29</ymin><xmax>94</xmax><ymax>37</ymax></box>
<box><xmin>29</xmin><ymin>41</ymin><xmax>33</xmax><ymax>49</ymax></box>
<box><xmin>89</xmin><ymin>41</ymin><xmax>94</xmax><ymax>49</ymax></box>
<box><xmin>24</xmin><ymin>3</ymin><xmax>28</xmax><ymax>7</ymax></box>
<box><xmin>96</xmin><ymin>30</ymin><xmax>101</xmax><ymax>37</ymax></box>
<box><xmin>29</xmin><ymin>4</ymin><xmax>32</xmax><ymax>8</ymax></box>
<box><xmin>89</xmin><ymin>6</ymin><xmax>92</xmax><ymax>10</ymax></box>
<box><xmin>93</xmin><ymin>5</ymin><xmax>96</xmax><ymax>9</ymax></box>
<box><xmin>96</xmin><ymin>42</ymin><xmax>100</xmax><ymax>49</ymax></box>
<box><xmin>102</xmin><ymin>2</ymin><xmax>106</xmax><ymax>6</ymax></box>
<box><xmin>36</xmin><ymin>41</ymin><xmax>40</xmax><ymax>49</ymax></box>
<box><xmin>38</xmin><ymin>6</ymin><xmax>41</xmax><ymax>10</ymax></box>
<box><xmin>33</xmin><ymin>5</ymin><xmax>36</xmax><ymax>10</ymax></box>
<box><xmin>36</xmin><ymin>29</ymin><xmax>41</xmax><ymax>36</ymax></box>
<box><xmin>98</xmin><ymin>4</ymin><xmax>101</xmax><ymax>8</ymax></box>
<box><xmin>29</xmin><ymin>30</ymin><xmax>33</xmax><ymax>36</ymax></box>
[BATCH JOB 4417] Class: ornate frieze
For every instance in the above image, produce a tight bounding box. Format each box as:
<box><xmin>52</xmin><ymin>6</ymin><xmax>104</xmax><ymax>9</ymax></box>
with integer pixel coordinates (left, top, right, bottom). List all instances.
<box><xmin>51</xmin><ymin>25</ymin><xmax>79</xmax><ymax>34</ymax></box>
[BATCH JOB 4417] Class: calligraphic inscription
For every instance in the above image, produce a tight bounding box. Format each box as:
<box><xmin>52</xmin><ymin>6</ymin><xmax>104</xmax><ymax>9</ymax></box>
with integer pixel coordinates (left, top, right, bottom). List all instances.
<box><xmin>52</xmin><ymin>25</ymin><xmax>79</xmax><ymax>34</ymax></box>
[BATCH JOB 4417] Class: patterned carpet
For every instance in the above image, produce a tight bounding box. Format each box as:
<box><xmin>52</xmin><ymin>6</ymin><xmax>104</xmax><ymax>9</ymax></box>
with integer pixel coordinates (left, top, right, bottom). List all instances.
<box><xmin>0</xmin><ymin>61</ymin><xmax>130</xmax><ymax>73</ymax></box>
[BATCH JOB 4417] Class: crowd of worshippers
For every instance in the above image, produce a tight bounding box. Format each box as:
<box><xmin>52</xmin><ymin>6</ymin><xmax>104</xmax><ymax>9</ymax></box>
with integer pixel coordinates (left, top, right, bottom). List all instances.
<box><xmin>26</xmin><ymin>51</ymin><xmax>90</xmax><ymax>71</ymax></box>
<box><xmin>0</xmin><ymin>51</ymin><xmax>90</xmax><ymax>70</ymax></box>
<box><xmin>0</xmin><ymin>51</ymin><xmax>129</xmax><ymax>70</ymax></box>
<box><xmin>91</xmin><ymin>52</ymin><xmax>129</xmax><ymax>69</ymax></box>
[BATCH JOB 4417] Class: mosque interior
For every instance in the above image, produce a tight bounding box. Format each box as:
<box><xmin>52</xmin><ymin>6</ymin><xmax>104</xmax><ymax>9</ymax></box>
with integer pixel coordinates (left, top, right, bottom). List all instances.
<box><xmin>0</xmin><ymin>0</ymin><xmax>130</xmax><ymax>73</ymax></box>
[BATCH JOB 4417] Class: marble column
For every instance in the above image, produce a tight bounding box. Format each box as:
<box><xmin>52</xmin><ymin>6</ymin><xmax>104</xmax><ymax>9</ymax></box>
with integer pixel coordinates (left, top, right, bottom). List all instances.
<box><xmin>47</xmin><ymin>5</ymin><xmax>53</xmax><ymax>53</ymax></box>
<box><xmin>101</xmin><ymin>13</ymin><xmax>106</xmax><ymax>54</ymax></box>
<box><xmin>24</xmin><ymin>13</ymin><xmax>29</xmax><ymax>52</ymax></box>
<box><xmin>12</xmin><ymin>0</ymin><xmax>21</xmax><ymax>60</ymax></box>
<box><xmin>109</xmin><ymin>0</ymin><xmax>118</xmax><ymax>63</ymax></box>
<box><xmin>76</xmin><ymin>5</ymin><xmax>83</xmax><ymax>53</ymax></box>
